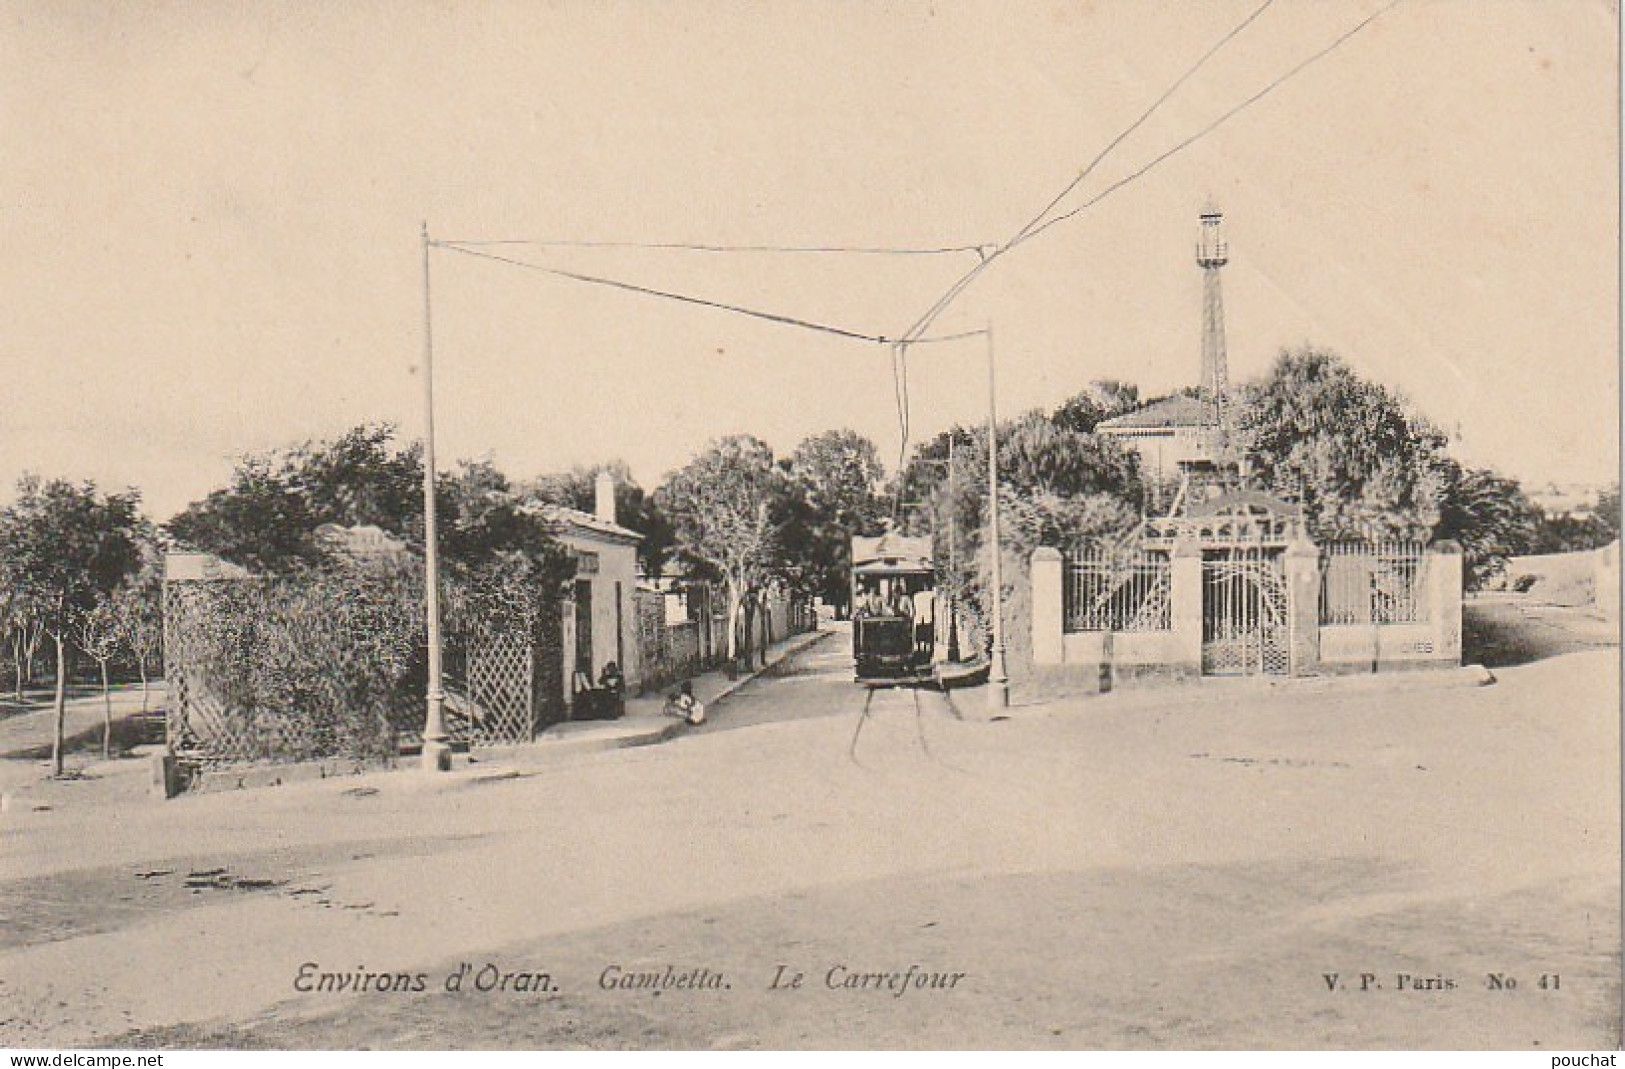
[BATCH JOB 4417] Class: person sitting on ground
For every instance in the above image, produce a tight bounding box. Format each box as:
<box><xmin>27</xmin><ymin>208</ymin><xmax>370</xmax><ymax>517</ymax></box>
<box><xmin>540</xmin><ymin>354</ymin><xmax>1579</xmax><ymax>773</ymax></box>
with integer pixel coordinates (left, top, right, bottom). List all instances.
<box><xmin>663</xmin><ymin>680</ymin><xmax>706</xmax><ymax>725</ymax></box>
<box><xmin>597</xmin><ymin>661</ymin><xmax>626</xmax><ymax>718</ymax></box>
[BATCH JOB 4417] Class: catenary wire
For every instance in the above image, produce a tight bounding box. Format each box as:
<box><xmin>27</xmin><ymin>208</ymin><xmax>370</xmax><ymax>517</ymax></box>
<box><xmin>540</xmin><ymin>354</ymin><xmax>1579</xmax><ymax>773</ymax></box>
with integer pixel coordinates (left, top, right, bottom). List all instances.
<box><xmin>433</xmin><ymin>238</ymin><xmax>995</xmax><ymax>258</ymax></box>
<box><xmin>897</xmin><ymin>0</ymin><xmax>1399</xmax><ymax>352</ymax></box>
<box><xmin>883</xmin><ymin>0</ymin><xmax>1282</xmax><ymax>520</ymax></box>
<box><xmin>880</xmin><ymin>0</ymin><xmax>1399</xmax><ymax>521</ymax></box>
<box><xmin>433</xmin><ymin>241</ymin><xmax>986</xmax><ymax>347</ymax></box>
<box><xmin>1014</xmin><ymin>0</ymin><xmax>1403</xmax><ymax>251</ymax></box>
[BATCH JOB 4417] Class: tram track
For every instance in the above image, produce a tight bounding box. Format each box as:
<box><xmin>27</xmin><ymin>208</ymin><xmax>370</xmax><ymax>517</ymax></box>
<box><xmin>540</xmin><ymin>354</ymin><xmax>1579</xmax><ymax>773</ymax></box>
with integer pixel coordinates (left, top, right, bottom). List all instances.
<box><xmin>846</xmin><ymin>681</ymin><xmax>970</xmax><ymax>776</ymax></box>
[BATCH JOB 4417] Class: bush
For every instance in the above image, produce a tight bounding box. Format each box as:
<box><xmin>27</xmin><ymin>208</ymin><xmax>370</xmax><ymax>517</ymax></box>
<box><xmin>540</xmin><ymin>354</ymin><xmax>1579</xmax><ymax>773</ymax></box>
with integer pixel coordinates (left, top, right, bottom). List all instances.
<box><xmin>173</xmin><ymin>562</ymin><xmax>425</xmax><ymax>763</ymax></box>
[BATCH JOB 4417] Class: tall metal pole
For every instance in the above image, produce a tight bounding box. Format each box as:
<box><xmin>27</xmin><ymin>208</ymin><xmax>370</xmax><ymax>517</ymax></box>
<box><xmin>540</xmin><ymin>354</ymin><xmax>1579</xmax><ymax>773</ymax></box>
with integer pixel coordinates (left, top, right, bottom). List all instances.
<box><xmin>419</xmin><ymin>223</ymin><xmax>451</xmax><ymax>771</ymax></box>
<box><xmin>985</xmin><ymin>322</ymin><xmax>1009</xmax><ymax>708</ymax></box>
<box><xmin>946</xmin><ymin>431</ymin><xmax>961</xmax><ymax>663</ymax></box>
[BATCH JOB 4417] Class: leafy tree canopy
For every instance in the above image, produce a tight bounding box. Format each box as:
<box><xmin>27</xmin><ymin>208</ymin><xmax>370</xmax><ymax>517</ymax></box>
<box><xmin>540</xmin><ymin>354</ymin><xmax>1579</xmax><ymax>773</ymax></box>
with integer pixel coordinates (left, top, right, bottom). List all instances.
<box><xmin>1051</xmin><ymin>379</ymin><xmax>1142</xmax><ymax>434</ymax></box>
<box><xmin>1236</xmin><ymin>346</ymin><xmax>1450</xmax><ymax>541</ymax></box>
<box><xmin>166</xmin><ymin>423</ymin><xmax>571</xmax><ymax>589</ymax></box>
<box><xmin>654</xmin><ymin>434</ymin><xmax>796</xmax><ymax>660</ymax></box>
<box><xmin>654</xmin><ymin>435</ymin><xmax>789</xmax><ymax>589</ymax></box>
<box><xmin>0</xmin><ymin>476</ymin><xmax>144</xmax><ymax>632</ymax></box>
<box><xmin>781</xmin><ymin>429</ymin><xmax>887</xmax><ymax>610</ymax></box>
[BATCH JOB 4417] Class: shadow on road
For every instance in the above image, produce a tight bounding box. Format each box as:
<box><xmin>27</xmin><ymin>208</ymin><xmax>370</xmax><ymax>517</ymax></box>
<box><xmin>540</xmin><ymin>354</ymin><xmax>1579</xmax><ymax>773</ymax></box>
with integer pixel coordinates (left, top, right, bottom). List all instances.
<box><xmin>1463</xmin><ymin>596</ymin><xmax>1619</xmax><ymax>668</ymax></box>
<box><xmin>1</xmin><ymin>712</ymin><xmax>162</xmax><ymax>761</ymax></box>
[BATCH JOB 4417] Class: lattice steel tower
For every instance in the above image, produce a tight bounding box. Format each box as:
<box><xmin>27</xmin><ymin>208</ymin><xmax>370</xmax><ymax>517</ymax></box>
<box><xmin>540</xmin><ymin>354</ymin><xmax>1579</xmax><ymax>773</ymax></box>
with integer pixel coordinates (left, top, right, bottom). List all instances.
<box><xmin>1196</xmin><ymin>202</ymin><xmax>1230</xmax><ymax>416</ymax></box>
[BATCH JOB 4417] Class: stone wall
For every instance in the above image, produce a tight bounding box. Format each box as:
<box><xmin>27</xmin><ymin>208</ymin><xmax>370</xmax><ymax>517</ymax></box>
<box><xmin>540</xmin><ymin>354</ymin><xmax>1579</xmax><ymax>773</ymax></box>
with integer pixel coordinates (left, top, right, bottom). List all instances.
<box><xmin>1596</xmin><ymin>540</ymin><xmax>1620</xmax><ymax>623</ymax></box>
<box><xmin>634</xmin><ymin>588</ymin><xmax>704</xmax><ymax>694</ymax></box>
<box><xmin>634</xmin><ymin>586</ymin><xmax>814</xmax><ymax>693</ymax></box>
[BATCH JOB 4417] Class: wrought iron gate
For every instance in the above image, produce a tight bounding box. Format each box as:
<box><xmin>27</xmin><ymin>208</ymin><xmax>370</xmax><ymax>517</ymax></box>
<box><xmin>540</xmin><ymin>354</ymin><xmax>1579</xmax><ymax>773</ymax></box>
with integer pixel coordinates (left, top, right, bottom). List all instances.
<box><xmin>1201</xmin><ymin>546</ymin><xmax>1288</xmax><ymax>676</ymax></box>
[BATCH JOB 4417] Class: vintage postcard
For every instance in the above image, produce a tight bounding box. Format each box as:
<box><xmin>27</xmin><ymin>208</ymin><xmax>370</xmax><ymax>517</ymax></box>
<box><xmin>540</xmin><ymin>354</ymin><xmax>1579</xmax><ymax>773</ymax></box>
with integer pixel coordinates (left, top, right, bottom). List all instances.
<box><xmin>0</xmin><ymin>0</ymin><xmax>1618</xmax><ymax>1053</ymax></box>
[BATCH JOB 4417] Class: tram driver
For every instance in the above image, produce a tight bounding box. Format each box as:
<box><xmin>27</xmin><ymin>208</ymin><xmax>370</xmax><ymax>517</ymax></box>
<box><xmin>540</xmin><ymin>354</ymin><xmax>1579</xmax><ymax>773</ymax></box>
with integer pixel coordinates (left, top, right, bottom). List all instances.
<box><xmin>884</xmin><ymin>581</ymin><xmax>914</xmax><ymax>620</ymax></box>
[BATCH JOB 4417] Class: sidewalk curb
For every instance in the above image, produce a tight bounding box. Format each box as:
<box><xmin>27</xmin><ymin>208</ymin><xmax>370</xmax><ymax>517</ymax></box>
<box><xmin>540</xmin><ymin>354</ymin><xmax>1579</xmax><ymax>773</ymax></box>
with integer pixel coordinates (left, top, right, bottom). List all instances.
<box><xmin>1</xmin><ymin>628</ymin><xmax>840</xmax><ymax>810</ymax></box>
<box><xmin>473</xmin><ymin>626</ymin><xmax>836</xmax><ymax>771</ymax></box>
<box><xmin>686</xmin><ymin>627</ymin><xmax>835</xmax><ymax>711</ymax></box>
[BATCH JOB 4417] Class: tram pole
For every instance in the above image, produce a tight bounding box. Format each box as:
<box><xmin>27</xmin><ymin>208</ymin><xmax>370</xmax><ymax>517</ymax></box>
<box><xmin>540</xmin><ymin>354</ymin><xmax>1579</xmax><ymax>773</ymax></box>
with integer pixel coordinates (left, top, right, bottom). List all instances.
<box><xmin>419</xmin><ymin>223</ymin><xmax>451</xmax><ymax>771</ymax></box>
<box><xmin>946</xmin><ymin>432</ymin><xmax>961</xmax><ymax>663</ymax></box>
<box><xmin>985</xmin><ymin>322</ymin><xmax>1010</xmax><ymax>709</ymax></box>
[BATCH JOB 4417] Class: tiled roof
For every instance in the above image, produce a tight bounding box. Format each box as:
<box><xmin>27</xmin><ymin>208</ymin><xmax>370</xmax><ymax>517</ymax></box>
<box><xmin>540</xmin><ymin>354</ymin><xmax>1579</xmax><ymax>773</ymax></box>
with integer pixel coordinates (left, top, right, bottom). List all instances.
<box><xmin>531</xmin><ymin>503</ymin><xmax>644</xmax><ymax>543</ymax></box>
<box><xmin>1096</xmin><ymin>394</ymin><xmax>1216</xmax><ymax>431</ymax></box>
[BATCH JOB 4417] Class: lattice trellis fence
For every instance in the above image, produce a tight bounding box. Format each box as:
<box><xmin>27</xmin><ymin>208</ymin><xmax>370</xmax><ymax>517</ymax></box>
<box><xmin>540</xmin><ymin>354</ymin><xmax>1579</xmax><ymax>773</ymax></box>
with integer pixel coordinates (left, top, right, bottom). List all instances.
<box><xmin>445</xmin><ymin>630</ymin><xmax>536</xmax><ymax>747</ymax></box>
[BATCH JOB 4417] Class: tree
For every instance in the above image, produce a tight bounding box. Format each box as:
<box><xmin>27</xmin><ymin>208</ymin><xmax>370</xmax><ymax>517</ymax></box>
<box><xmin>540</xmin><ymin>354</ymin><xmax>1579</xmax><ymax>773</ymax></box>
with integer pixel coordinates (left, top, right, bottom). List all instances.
<box><xmin>1236</xmin><ymin>346</ymin><xmax>1450</xmax><ymax>541</ymax></box>
<box><xmin>999</xmin><ymin>413</ymin><xmax>1143</xmax><ymax>504</ymax></box>
<box><xmin>1525</xmin><ymin>484</ymin><xmax>1620</xmax><ymax>556</ymax></box>
<box><xmin>294</xmin><ymin>423</ymin><xmax>423</xmax><ymax>532</ymax></box>
<box><xmin>1596</xmin><ymin>485</ymin><xmax>1622</xmax><ymax>545</ymax></box>
<box><xmin>892</xmin><ymin>409</ymin><xmax>1145</xmax><ymax>669</ymax></box>
<box><xmin>1235</xmin><ymin>346</ymin><xmax>1554</xmax><ymax>589</ymax></box>
<box><xmin>1432</xmin><ymin>464</ymin><xmax>1539</xmax><ymax>589</ymax></box>
<box><xmin>654</xmin><ymin>436</ymin><xmax>790</xmax><ymax>672</ymax></box>
<box><xmin>167</xmin><ymin>423</ymin><xmax>572</xmax><ymax>584</ymax></box>
<box><xmin>5</xmin><ymin>592</ymin><xmax>47</xmax><ymax>704</ymax></box>
<box><xmin>436</xmin><ymin>459</ymin><xmax>576</xmax><ymax>596</ymax></box>
<box><xmin>785</xmin><ymin>429</ymin><xmax>886</xmax><ymax>617</ymax></box>
<box><xmin>166</xmin><ymin>456</ymin><xmax>318</xmax><ymax>572</ymax></box>
<box><xmin>0</xmin><ymin>476</ymin><xmax>143</xmax><ymax>775</ymax></box>
<box><xmin>167</xmin><ymin>422</ymin><xmax>423</xmax><ymax>572</ymax></box>
<box><xmin>74</xmin><ymin>595</ymin><xmax>122</xmax><ymax>760</ymax></box>
<box><xmin>112</xmin><ymin>540</ymin><xmax>165</xmax><ymax>713</ymax></box>
<box><xmin>1051</xmin><ymin>380</ymin><xmax>1142</xmax><ymax>434</ymax></box>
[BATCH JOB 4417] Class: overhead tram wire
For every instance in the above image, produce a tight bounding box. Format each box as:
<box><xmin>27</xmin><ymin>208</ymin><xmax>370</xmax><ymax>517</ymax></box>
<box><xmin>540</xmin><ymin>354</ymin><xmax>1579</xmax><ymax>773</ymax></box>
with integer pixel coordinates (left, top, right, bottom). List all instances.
<box><xmin>1013</xmin><ymin>0</ymin><xmax>1277</xmax><ymax>252</ymax></box>
<box><xmin>431</xmin><ymin>240</ymin><xmax>989</xmax><ymax>347</ymax></box>
<box><xmin>880</xmin><ymin>0</ymin><xmax>1276</xmax><ymax>520</ymax></box>
<box><xmin>879</xmin><ymin>0</ymin><xmax>1400</xmax><ymax>520</ymax></box>
<box><xmin>433</xmin><ymin>237</ymin><xmax>994</xmax><ymax>258</ymax></box>
<box><xmin>895</xmin><ymin>0</ymin><xmax>1398</xmax><ymax>354</ymax></box>
<box><xmin>892</xmin><ymin>0</ymin><xmax>1278</xmax><ymax>358</ymax></box>
<box><xmin>1013</xmin><ymin>0</ymin><xmax>1403</xmax><ymax>252</ymax></box>
<box><xmin>881</xmin><ymin>0</ymin><xmax>1277</xmax><ymax>519</ymax></box>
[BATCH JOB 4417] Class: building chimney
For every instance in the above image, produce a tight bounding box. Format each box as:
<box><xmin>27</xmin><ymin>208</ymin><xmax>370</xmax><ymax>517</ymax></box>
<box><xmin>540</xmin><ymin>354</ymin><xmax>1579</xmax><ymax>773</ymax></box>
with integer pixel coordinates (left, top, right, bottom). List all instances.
<box><xmin>594</xmin><ymin>471</ymin><xmax>616</xmax><ymax>525</ymax></box>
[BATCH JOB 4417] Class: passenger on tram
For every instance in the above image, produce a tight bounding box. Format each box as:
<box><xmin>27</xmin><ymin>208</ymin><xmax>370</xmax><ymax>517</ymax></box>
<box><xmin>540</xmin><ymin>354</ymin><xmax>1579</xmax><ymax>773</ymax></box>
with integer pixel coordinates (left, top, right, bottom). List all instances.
<box><xmin>884</xmin><ymin>583</ymin><xmax>914</xmax><ymax>619</ymax></box>
<box><xmin>911</xmin><ymin>587</ymin><xmax>935</xmax><ymax>654</ymax></box>
<box><xmin>855</xmin><ymin>584</ymin><xmax>886</xmax><ymax>618</ymax></box>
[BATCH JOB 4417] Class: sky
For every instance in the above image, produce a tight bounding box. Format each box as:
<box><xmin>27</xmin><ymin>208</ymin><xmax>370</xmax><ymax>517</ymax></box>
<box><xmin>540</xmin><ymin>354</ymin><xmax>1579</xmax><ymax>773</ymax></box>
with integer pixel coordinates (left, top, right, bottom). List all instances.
<box><xmin>0</xmin><ymin>0</ymin><xmax>1617</xmax><ymax>521</ymax></box>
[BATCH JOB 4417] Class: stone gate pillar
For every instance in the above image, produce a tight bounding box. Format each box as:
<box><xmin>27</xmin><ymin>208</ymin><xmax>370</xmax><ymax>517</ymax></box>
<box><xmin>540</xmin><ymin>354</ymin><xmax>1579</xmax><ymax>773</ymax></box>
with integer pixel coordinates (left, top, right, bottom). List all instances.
<box><xmin>1284</xmin><ymin>536</ymin><xmax>1320</xmax><ymax>677</ymax></box>
<box><xmin>1429</xmin><ymin>540</ymin><xmax>1463</xmax><ymax>665</ymax></box>
<box><xmin>1030</xmin><ymin>547</ymin><xmax>1064</xmax><ymax>666</ymax></box>
<box><xmin>1170</xmin><ymin>537</ymin><xmax>1203</xmax><ymax>676</ymax></box>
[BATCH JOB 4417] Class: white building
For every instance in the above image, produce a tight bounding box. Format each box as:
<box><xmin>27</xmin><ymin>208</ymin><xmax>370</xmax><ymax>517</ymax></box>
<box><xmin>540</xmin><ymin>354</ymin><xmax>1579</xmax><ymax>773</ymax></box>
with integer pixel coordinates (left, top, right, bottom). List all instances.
<box><xmin>531</xmin><ymin>473</ymin><xmax>645</xmax><ymax>702</ymax></box>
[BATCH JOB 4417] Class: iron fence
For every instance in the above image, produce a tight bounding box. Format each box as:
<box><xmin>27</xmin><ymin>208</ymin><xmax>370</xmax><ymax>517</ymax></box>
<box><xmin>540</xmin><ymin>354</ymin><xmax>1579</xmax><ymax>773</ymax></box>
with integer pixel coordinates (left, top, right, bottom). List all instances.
<box><xmin>1064</xmin><ymin>550</ymin><xmax>1172</xmax><ymax>633</ymax></box>
<box><xmin>1319</xmin><ymin>541</ymin><xmax>1428</xmax><ymax>625</ymax></box>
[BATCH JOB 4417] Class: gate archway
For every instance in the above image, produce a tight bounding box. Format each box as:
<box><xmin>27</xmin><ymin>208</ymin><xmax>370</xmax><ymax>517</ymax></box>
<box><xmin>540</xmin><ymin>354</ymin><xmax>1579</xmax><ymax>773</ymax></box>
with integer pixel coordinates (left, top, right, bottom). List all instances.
<box><xmin>1201</xmin><ymin>545</ymin><xmax>1288</xmax><ymax>676</ymax></box>
<box><xmin>1142</xmin><ymin>488</ymin><xmax>1304</xmax><ymax>678</ymax></box>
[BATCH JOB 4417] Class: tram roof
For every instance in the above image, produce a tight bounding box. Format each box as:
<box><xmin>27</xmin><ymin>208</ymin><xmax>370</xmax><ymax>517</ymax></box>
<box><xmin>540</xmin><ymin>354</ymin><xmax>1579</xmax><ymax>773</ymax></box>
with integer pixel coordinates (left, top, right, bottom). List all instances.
<box><xmin>851</xmin><ymin>533</ymin><xmax>933</xmax><ymax>574</ymax></box>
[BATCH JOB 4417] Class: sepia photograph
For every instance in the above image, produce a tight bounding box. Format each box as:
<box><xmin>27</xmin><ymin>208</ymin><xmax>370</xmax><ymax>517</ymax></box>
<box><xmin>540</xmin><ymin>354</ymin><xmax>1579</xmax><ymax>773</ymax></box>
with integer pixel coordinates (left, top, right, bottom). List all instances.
<box><xmin>0</xmin><ymin>0</ymin><xmax>1618</xmax><ymax>1053</ymax></box>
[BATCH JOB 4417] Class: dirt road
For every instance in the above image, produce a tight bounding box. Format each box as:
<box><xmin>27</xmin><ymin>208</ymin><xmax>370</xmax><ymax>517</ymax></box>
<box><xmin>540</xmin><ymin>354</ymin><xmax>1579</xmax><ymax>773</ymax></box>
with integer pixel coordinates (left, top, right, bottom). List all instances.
<box><xmin>0</xmin><ymin>635</ymin><xmax>1616</xmax><ymax>1049</ymax></box>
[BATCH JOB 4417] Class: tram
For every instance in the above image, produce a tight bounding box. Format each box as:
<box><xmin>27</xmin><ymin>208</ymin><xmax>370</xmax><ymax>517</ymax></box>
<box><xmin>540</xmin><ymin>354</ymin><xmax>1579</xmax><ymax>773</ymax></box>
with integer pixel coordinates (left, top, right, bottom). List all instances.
<box><xmin>850</xmin><ymin>533</ymin><xmax>937</xmax><ymax>685</ymax></box>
